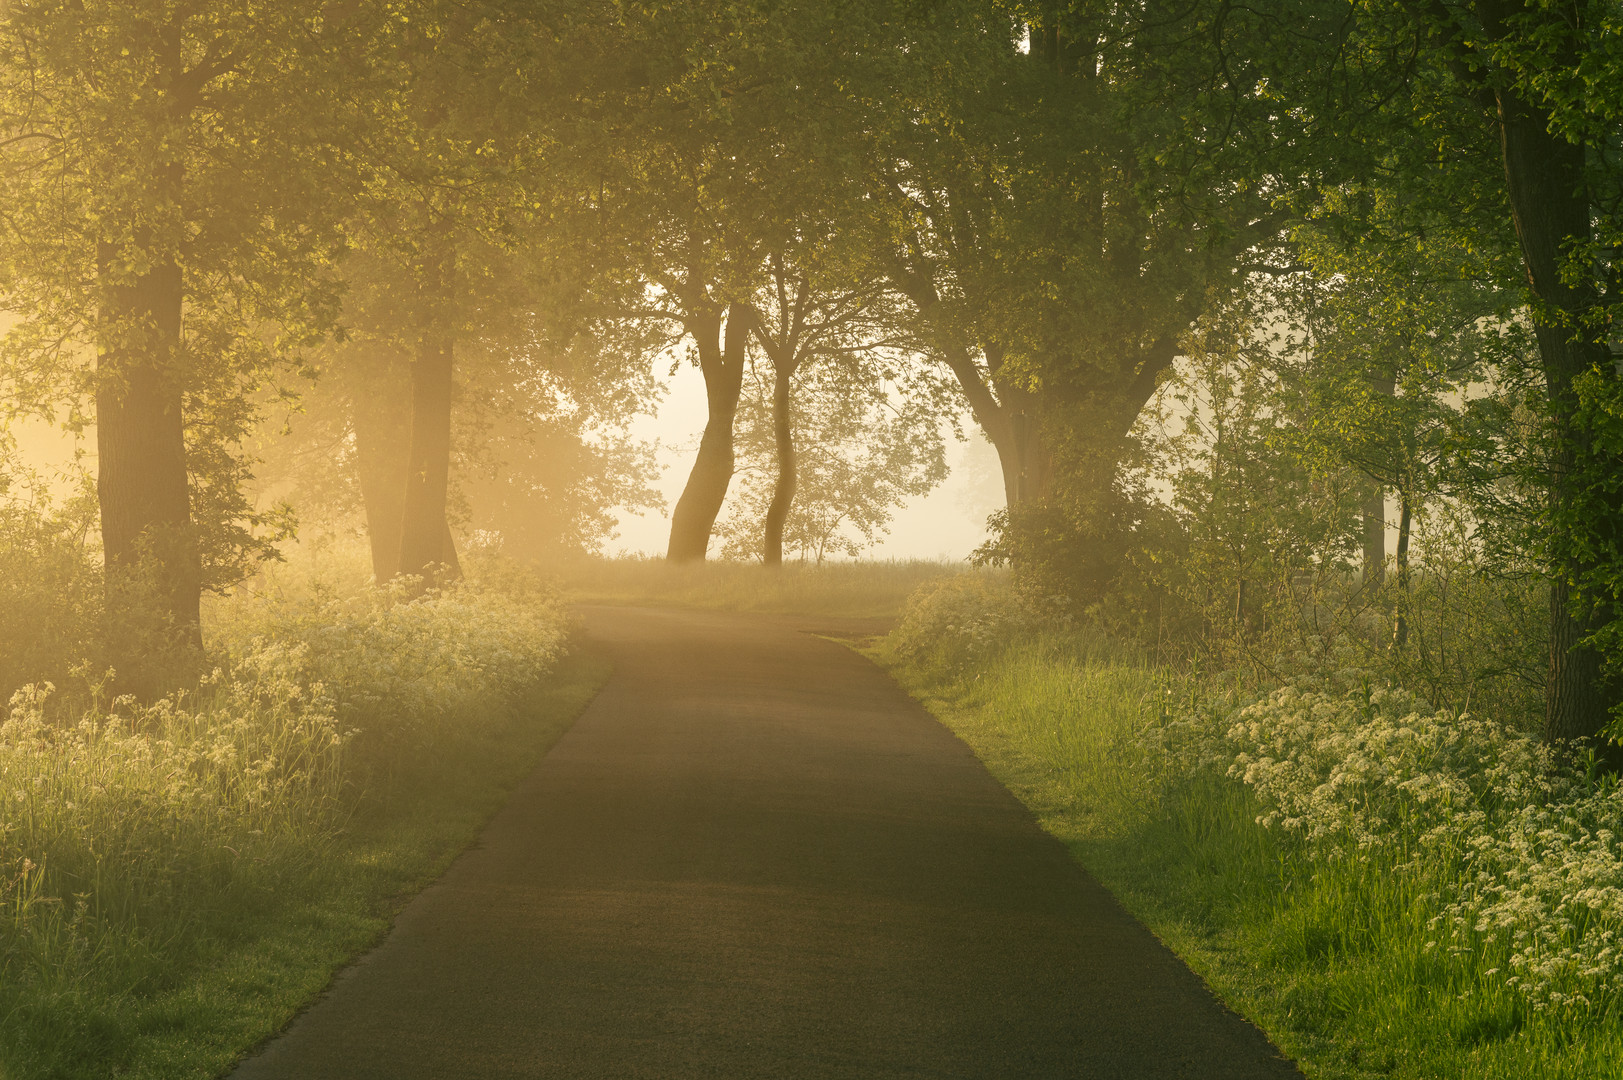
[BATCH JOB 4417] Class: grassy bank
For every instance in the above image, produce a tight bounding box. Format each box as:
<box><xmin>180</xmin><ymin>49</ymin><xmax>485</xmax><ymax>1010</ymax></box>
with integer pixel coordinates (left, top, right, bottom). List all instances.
<box><xmin>875</xmin><ymin>575</ymin><xmax>1623</xmax><ymax>1080</ymax></box>
<box><xmin>556</xmin><ymin>555</ymin><xmax>968</xmax><ymax>620</ymax></box>
<box><xmin>0</xmin><ymin>559</ymin><xmax>604</xmax><ymax>1080</ymax></box>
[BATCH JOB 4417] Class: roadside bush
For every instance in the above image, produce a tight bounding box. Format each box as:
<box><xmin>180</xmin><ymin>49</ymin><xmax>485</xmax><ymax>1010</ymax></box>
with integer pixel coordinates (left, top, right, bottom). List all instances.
<box><xmin>1146</xmin><ymin>676</ymin><xmax>1623</xmax><ymax>1015</ymax></box>
<box><xmin>0</xmin><ymin>563</ymin><xmax>571</xmax><ymax>1058</ymax></box>
<box><xmin>208</xmin><ymin>565</ymin><xmax>569</xmax><ymax>775</ymax></box>
<box><xmin>891</xmin><ymin>572</ymin><xmax>1027</xmax><ymax>671</ymax></box>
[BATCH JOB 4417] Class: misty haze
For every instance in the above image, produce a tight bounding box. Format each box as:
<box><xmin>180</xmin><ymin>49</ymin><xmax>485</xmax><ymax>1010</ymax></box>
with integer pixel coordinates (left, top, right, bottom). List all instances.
<box><xmin>1</xmin><ymin>2</ymin><xmax>1621</xmax><ymax>1078</ymax></box>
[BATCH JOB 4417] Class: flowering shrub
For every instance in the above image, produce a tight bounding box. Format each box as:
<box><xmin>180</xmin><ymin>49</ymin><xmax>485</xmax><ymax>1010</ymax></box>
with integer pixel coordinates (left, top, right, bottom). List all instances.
<box><xmin>209</xmin><ymin>571</ymin><xmax>569</xmax><ymax>756</ymax></box>
<box><xmin>1445</xmin><ymin>785</ymin><xmax>1623</xmax><ymax>1010</ymax></box>
<box><xmin>1145</xmin><ymin>678</ymin><xmax>1623</xmax><ymax>1013</ymax></box>
<box><xmin>1224</xmin><ymin>685</ymin><xmax>1555</xmax><ymax>847</ymax></box>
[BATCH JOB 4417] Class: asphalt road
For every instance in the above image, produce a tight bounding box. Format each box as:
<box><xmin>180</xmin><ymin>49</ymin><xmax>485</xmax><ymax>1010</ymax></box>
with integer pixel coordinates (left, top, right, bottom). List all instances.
<box><xmin>230</xmin><ymin>605</ymin><xmax>1300</xmax><ymax>1079</ymax></box>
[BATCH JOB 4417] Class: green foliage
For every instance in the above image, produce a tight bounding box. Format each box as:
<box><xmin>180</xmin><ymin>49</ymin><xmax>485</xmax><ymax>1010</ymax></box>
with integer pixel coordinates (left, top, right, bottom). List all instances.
<box><xmin>0</xmin><ymin>0</ymin><xmax>356</xmax><ymax>583</ymax></box>
<box><xmin>1004</xmin><ymin>264</ymin><xmax>1555</xmax><ymax>740</ymax></box>
<box><xmin>891</xmin><ymin>572</ymin><xmax>1029</xmax><ymax>673</ymax></box>
<box><xmin>1281</xmin><ymin>206</ymin><xmax>1529</xmax><ymax>506</ymax></box>
<box><xmin>975</xmin><ymin>496</ymin><xmax>1145</xmax><ymax>613</ymax></box>
<box><xmin>1142</xmin><ymin>305</ymin><xmax>1362</xmax><ymax>656</ymax></box>
<box><xmin>949</xmin><ymin>0</ymin><xmax>1623</xmax><ymax>744</ymax></box>
<box><xmin>0</xmin><ymin>452</ymin><xmax>99</xmax><ymax>705</ymax></box>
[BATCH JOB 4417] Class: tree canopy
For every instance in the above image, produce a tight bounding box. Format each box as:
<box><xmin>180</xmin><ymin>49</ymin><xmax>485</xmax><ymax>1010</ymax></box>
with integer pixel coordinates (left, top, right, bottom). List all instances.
<box><xmin>1</xmin><ymin>0</ymin><xmax>1622</xmax><ymax>746</ymax></box>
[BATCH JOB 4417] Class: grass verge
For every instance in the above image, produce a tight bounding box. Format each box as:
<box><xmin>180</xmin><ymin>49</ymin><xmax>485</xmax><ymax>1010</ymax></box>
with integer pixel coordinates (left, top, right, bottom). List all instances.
<box><xmin>872</xmin><ymin>633</ymin><xmax>1623</xmax><ymax>1080</ymax></box>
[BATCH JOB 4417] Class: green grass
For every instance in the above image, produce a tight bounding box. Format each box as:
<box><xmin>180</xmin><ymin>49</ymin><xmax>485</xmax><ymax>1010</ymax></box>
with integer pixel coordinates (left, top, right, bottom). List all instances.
<box><xmin>0</xmin><ymin>564</ymin><xmax>608</xmax><ymax>1080</ymax></box>
<box><xmin>555</xmin><ymin>554</ymin><xmax>969</xmax><ymax>621</ymax></box>
<box><xmin>873</xmin><ymin>635</ymin><xmax>1623</xmax><ymax>1080</ymax></box>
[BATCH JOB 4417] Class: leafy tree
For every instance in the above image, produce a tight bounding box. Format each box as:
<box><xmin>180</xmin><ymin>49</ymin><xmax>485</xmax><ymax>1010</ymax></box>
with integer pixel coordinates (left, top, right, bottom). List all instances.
<box><xmin>335</xmin><ymin>1</ymin><xmax>547</xmax><ymax>584</ymax></box>
<box><xmin>1292</xmin><ymin>0</ymin><xmax>1623</xmax><ymax>741</ymax></box>
<box><xmin>716</xmin><ymin>350</ymin><xmax>947</xmax><ymax>563</ymax></box>
<box><xmin>555</xmin><ymin>2</ymin><xmax>783</xmax><ymax>563</ymax></box>
<box><xmin>859</xmin><ymin>4</ymin><xmax>1069</xmax><ymax>510</ymax></box>
<box><xmin>739</xmin><ymin>247</ymin><xmax>922</xmax><ymax>565</ymax></box>
<box><xmin>260</xmin><ymin>300</ymin><xmax>661</xmax><ymax>575</ymax></box>
<box><xmin>0</xmin><ymin>0</ymin><xmax>355</xmax><ymax>689</ymax></box>
<box><xmin>560</xmin><ymin>0</ymin><xmax>930</xmax><ymax>562</ymax></box>
<box><xmin>861</xmin><ymin>0</ymin><xmax>1355</xmax><ymax>599</ymax></box>
<box><xmin>1135</xmin><ymin>290</ymin><xmax>1363</xmax><ymax>668</ymax></box>
<box><xmin>1280</xmin><ymin>209</ymin><xmax>1531</xmax><ymax>641</ymax></box>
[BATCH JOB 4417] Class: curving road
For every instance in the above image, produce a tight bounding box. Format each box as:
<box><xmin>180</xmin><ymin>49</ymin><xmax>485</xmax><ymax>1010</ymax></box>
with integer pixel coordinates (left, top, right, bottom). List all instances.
<box><xmin>230</xmin><ymin>606</ymin><xmax>1299</xmax><ymax>1079</ymax></box>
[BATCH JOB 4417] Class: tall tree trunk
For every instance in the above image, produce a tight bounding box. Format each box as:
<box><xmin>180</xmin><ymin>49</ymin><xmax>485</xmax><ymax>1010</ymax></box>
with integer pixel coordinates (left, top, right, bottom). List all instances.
<box><xmin>97</xmin><ymin>248</ymin><xmax>202</xmax><ymax>693</ymax></box>
<box><xmin>1361</xmin><ymin>489</ymin><xmax>1387</xmax><ymax>592</ymax></box>
<box><xmin>763</xmin><ymin>363</ymin><xmax>796</xmax><ymax>566</ymax></box>
<box><xmin>351</xmin><ymin>349</ymin><xmax>413</xmax><ymax>582</ymax></box>
<box><xmin>667</xmin><ymin>304</ymin><xmax>749</xmax><ymax>562</ymax></box>
<box><xmin>929</xmin><ymin>347</ymin><xmax>1051</xmax><ymax>512</ymax></box>
<box><xmin>993</xmin><ymin>397</ymin><xmax>1052</xmax><ymax>508</ymax></box>
<box><xmin>1391</xmin><ymin>493</ymin><xmax>1412</xmax><ymax>649</ymax></box>
<box><xmin>1361</xmin><ymin>371</ymin><xmax>1396</xmax><ymax>593</ymax></box>
<box><xmin>396</xmin><ymin>323</ymin><xmax>460</xmax><ymax>583</ymax></box>
<box><xmin>1494</xmin><ymin>85</ymin><xmax>1615</xmax><ymax>742</ymax></box>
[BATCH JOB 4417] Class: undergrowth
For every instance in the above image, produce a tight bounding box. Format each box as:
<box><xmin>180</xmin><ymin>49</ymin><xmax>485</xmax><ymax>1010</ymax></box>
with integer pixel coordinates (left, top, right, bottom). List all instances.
<box><xmin>878</xmin><ymin>573</ymin><xmax>1623</xmax><ymax>1079</ymax></box>
<box><xmin>0</xmin><ymin>554</ymin><xmax>597</xmax><ymax>1080</ymax></box>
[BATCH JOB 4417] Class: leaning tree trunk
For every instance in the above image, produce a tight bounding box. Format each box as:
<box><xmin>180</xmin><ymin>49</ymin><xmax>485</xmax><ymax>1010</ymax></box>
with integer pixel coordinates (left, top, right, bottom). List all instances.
<box><xmin>667</xmin><ymin>304</ymin><xmax>749</xmax><ymax>563</ymax></box>
<box><xmin>762</xmin><ymin>363</ymin><xmax>797</xmax><ymax>566</ymax></box>
<box><xmin>351</xmin><ymin>348</ymin><xmax>414</xmax><ymax>582</ymax></box>
<box><xmin>1495</xmin><ymin>85</ymin><xmax>1616</xmax><ymax>743</ymax></box>
<box><xmin>97</xmin><ymin>246</ymin><xmax>202</xmax><ymax>695</ymax></box>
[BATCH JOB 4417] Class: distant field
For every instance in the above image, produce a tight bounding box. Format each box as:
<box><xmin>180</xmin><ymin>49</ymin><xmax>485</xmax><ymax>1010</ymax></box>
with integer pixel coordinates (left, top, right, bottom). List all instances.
<box><xmin>555</xmin><ymin>556</ymin><xmax>980</xmax><ymax>621</ymax></box>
